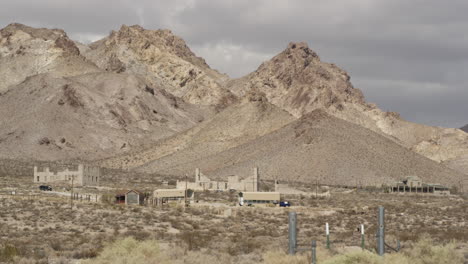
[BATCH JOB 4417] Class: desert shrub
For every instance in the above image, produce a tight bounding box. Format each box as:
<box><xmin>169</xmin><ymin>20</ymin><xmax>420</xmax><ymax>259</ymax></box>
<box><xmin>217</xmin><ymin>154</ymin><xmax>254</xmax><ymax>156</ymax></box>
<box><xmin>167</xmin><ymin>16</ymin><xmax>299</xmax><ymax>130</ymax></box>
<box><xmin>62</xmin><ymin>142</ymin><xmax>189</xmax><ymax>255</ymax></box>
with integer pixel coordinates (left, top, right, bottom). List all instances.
<box><xmin>81</xmin><ymin>237</ymin><xmax>171</xmax><ymax>264</ymax></box>
<box><xmin>0</xmin><ymin>243</ymin><xmax>20</xmax><ymax>262</ymax></box>
<box><xmin>321</xmin><ymin>237</ymin><xmax>463</xmax><ymax>264</ymax></box>
<box><xmin>262</xmin><ymin>251</ymin><xmax>309</xmax><ymax>264</ymax></box>
<box><xmin>405</xmin><ymin>237</ymin><xmax>464</xmax><ymax>264</ymax></box>
<box><xmin>100</xmin><ymin>193</ymin><xmax>115</xmax><ymax>205</ymax></box>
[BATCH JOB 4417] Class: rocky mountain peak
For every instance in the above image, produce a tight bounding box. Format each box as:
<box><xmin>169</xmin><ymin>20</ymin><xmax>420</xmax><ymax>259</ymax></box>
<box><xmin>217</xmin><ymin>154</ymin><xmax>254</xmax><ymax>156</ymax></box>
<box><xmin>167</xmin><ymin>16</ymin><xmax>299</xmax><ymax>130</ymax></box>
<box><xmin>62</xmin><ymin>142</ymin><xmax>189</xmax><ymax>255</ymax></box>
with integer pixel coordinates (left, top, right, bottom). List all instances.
<box><xmin>83</xmin><ymin>25</ymin><xmax>233</xmax><ymax>106</ymax></box>
<box><xmin>0</xmin><ymin>23</ymin><xmax>80</xmax><ymax>56</ymax></box>
<box><xmin>229</xmin><ymin>42</ymin><xmax>365</xmax><ymax>117</ymax></box>
<box><xmin>0</xmin><ymin>23</ymin><xmax>97</xmax><ymax>93</ymax></box>
<box><xmin>100</xmin><ymin>24</ymin><xmax>209</xmax><ymax>69</ymax></box>
<box><xmin>461</xmin><ymin>124</ymin><xmax>468</xmax><ymax>132</ymax></box>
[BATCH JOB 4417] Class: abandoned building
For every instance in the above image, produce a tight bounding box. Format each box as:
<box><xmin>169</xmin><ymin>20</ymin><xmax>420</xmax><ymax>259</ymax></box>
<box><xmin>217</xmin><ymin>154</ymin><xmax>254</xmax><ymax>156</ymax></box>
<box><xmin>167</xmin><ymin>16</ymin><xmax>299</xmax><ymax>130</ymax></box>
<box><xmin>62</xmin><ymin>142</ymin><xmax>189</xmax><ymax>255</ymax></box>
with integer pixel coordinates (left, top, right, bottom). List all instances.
<box><xmin>115</xmin><ymin>190</ymin><xmax>146</xmax><ymax>205</ymax></box>
<box><xmin>239</xmin><ymin>192</ymin><xmax>281</xmax><ymax>206</ymax></box>
<box><xmin>34</xmin><ymin>164</ymin><xmax>100</xmax><ymax>187</ymax></box>
<box><xmin>152</xmin><ymin>189</ymin><xmax>194</xmax><ymax>205</ymax></box>
<box><xmin>176</xmin><ymin>167</ymin><xmax>259</xmax><ymax>191</ymax></box>
<box><xmin>389</xmin><ymin>176</ymin><xmax>450</xmax><ymax>195</ymax></box>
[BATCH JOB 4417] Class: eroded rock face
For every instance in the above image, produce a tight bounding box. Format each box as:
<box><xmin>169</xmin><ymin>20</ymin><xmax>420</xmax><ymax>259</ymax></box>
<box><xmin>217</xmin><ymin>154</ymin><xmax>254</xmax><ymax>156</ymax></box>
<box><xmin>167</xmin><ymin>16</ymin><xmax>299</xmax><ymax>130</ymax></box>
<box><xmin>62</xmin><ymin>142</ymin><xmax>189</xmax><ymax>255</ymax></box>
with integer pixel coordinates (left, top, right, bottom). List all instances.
<box><xmin>0</xmin><ymin>23</ymin><xmax>99</xmax><ymax>93</ymax></box>
<box><xmin>0</xmin><ymin>23</ymin><xmax>466</xmax><ymax>179</ymax></box>
<box><xmin>461</xmin><ymin>124</ymin><xmax>468</xmax><ymax>132</ymax></box>
<box><xmin>228</xmin><ymin>42</ymin><xmax>468</xmax><ymax>176</ymax></box>
<box><xmin>229</xmin><ymin>42</ymin><xmax>366</xmax><ymax>117</ymax></box>
<box><xmin>82</xmin><ymin>25</ymin><xmax>236</xmax><ymax>106</ymax></box>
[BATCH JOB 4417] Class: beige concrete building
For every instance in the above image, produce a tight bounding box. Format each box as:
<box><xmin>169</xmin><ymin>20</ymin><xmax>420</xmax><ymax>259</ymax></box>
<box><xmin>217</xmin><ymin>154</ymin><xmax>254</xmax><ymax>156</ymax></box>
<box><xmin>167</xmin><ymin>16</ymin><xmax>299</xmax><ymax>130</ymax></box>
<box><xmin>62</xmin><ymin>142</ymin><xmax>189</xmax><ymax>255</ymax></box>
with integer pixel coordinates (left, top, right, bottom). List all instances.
<box><xmin>390</xmin><ymin>176</ymin><xmax>450</xmax><ymax>195</ymax></box>
<box><xmin>153</xmin><ymin>189</ymin><xmax>194</xmax><ymax>205</ymax></box>
<box><xmin>34</xmin><ymin>164</ymin><xmax>100</xmax><ymax>187</ymax></box>
<box><xmin>239</xmin><ymin>192</ymin><xmax>280</xmax><ymax>206</ymax></box>
<box><xmin>176</xmin><ymin>167</ymin><xmax>259</xmax><ymax>191</ymax></box>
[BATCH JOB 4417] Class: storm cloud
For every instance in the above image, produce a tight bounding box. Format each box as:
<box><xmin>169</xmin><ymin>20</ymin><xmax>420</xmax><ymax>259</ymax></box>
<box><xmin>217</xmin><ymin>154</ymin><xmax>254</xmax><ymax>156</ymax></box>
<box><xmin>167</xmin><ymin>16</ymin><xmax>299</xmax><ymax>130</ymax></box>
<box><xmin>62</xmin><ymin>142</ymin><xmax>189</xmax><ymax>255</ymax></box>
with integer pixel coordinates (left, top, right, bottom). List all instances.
<box><xmin>1</xmin><ymin>0</ymin><xmax>467</xmax><ymax>128</ymax></box>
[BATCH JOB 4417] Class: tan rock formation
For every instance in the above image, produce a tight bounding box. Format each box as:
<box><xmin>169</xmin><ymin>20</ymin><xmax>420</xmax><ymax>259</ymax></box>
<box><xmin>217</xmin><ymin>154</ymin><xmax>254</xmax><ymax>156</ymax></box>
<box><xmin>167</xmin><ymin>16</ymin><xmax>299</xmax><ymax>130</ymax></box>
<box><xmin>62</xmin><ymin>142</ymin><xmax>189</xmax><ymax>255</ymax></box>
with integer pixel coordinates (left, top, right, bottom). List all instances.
<box><xmin>82</xmin><ymin>25</ymin><xmax>236</xmax><ymax>106</ymax></box>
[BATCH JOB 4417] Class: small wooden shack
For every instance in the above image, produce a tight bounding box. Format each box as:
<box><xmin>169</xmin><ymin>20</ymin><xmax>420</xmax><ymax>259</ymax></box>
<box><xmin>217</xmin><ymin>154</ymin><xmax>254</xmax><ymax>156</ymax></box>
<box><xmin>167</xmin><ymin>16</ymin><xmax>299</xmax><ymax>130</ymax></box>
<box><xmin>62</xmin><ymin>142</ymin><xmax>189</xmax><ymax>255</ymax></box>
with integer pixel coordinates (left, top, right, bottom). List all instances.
<box><xmin>115</xmin><ymin>190</ymin><xmax>145</xmax><ymax>205</ymax></box>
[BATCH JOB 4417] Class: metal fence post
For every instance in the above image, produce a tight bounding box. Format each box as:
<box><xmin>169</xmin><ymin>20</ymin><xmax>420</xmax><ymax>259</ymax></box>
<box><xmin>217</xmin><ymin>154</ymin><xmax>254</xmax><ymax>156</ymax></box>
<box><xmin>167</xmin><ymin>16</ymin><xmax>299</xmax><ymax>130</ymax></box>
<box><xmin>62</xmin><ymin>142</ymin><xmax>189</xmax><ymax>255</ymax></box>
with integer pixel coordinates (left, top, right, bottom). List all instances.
<box><xmin>311</xmin><ymin>240</ymin><xmax>317</xmax><ymax>264</ymax></box>
<box><xmin>361</xmin><ymin>224</ymin><xmax>365</xmax><ymax>249</ymax></box>
<box><xmin>288</xmin><ymin>212</ymin><xmax>297</xmax><ymax>255</ymax></box>
<box><xmin>377</xmin><ymin>206</ymin><xmax>385</xmax><ymax>256</ymax></box>
<box><xmin>326</xmin><ymin>222</ymin><xmax>330</xmax><ymax>249</ymax></box>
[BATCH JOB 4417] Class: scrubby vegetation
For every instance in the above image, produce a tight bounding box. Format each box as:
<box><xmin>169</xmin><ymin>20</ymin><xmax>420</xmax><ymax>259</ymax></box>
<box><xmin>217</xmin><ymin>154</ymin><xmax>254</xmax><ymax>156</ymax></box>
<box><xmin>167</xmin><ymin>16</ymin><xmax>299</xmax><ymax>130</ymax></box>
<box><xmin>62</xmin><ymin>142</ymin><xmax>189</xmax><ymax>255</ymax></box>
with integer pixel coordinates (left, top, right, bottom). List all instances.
<box><xmin>0</xmin><ymin>175</ymin><xmax>466</xmax><ymax>263</ymax></box>
<box><xmin>82</xmin><ymin>237</ymin><xmax>464</xmax><ymax>264</ymax></box>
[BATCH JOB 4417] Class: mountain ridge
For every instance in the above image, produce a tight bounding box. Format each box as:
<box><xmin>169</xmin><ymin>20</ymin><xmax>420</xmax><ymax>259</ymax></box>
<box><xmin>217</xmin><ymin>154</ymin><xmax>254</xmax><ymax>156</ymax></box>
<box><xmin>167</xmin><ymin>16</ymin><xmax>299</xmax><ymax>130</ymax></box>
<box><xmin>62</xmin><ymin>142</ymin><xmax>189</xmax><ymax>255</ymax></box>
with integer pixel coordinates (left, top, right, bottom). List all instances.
<box><xmin>0</xmin><ymin>23</ymin><xmax>466</xmax><ymax>189</ymax></box>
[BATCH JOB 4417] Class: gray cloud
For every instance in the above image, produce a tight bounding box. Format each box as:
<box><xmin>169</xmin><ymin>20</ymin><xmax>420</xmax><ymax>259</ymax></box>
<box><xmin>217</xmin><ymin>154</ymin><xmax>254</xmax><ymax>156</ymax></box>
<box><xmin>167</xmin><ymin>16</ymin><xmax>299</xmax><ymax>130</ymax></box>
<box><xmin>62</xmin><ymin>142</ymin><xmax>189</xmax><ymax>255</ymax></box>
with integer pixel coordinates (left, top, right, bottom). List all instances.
<box><xmin>0</xmin><ymin>0</ymin><xmax>466</xmax><ymax>128</ymax></box>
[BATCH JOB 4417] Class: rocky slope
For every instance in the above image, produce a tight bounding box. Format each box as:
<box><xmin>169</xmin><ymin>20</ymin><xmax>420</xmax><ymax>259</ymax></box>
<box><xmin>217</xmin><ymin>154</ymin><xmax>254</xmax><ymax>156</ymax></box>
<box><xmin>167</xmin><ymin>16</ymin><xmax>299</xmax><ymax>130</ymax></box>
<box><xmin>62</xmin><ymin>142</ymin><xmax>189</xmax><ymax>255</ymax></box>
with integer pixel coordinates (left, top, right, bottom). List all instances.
<box><xmin>81</xmin><ymin>25</ymin><xmax>236</xmax><ymax>106</ymax></box>
<box><xmin>0</xmin><ymin>24</ymin><xmax>212</xmax><ymax>161</ymax></box>
<box><xmin>99</xmin><ymin>92</ymin><xmax>295</xmax><ymax>170</ymax></box>
<box><xmin>134</xmin><ymin>110</ymin><xmax>463</xmax><ymax>188</ymax></box>
<box><xmin>228</xmin><ymin>42</ymin><xmax>468</xmax><ymax>175</ymax></box>
<box><xmin>0</xmin><ymin>23</ymin><xmax>466</xmax><ymax>188</ymax></box>
<box><xmin>461</xmin><ymin>124</ymin><xmax>468</xmax><ymax>132</ymax></box>
<box><xmin>0</xmin><ymin>23</ymin><xmax>100</xmax><ymax>94</ymax></box>
<box><xmin>0</xmin><ymin>72</ymin><xmax>211</xmax><ymax>161</ymax></box>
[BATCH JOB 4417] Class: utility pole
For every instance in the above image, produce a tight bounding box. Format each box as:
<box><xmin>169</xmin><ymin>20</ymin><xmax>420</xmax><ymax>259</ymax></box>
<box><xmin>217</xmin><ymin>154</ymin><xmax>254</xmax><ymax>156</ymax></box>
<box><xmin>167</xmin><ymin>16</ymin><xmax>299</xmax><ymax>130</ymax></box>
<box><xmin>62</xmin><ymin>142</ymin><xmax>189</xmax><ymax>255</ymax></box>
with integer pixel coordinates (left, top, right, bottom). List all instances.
<box><xmin>184</xmin><ymin>174</ymin><xmax>188</xmax><ymax>207</ymax></box>
<box><xmin>315</xmin><ymin>178</ymin><xmax>318</xmax><ymax>199</ymax></box>
<box><xmin>70</xmin><ymin>176</ymin><xmax>74</xmax><ymax>210</ymax></box>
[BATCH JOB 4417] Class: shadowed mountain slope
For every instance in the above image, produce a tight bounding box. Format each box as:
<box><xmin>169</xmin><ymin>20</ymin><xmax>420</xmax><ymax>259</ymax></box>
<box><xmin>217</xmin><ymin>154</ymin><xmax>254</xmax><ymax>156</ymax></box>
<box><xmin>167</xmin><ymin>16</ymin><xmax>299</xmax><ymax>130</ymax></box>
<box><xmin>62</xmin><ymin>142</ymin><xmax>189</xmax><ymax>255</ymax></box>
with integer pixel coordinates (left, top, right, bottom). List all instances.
<box><xmin>135</xmin><ymin>110</ymin><xmax>463</xmax><ymax>188</ymax></box>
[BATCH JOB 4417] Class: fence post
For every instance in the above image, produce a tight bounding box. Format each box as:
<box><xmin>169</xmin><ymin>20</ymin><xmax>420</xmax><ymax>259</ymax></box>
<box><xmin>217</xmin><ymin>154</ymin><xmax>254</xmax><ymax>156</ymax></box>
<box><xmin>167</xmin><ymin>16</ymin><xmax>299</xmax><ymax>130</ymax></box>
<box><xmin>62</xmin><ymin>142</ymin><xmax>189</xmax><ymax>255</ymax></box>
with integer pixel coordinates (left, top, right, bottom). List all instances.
<box><xmin>311</xmin><ymin>240</ymin><xmax>317</xmax><ymax>264</ymax></box>
<box><xmin>361</xmin><ymin>224</ymin><xmax>365</xmax><ymax>249</ymax></box>
<box><xmin>377</xmin><ymin>206</ymin><xmax>385</xmax><ymax>256</ymax></box>
<box><xmin>326</xmin><ymin>222</ymin><xmax>330</xmax><ymax>249</ymax></box>
<box><xmin>288</xmin><ymin>212</ymin><xmax>297</xmax><ymax>255</ymax></box>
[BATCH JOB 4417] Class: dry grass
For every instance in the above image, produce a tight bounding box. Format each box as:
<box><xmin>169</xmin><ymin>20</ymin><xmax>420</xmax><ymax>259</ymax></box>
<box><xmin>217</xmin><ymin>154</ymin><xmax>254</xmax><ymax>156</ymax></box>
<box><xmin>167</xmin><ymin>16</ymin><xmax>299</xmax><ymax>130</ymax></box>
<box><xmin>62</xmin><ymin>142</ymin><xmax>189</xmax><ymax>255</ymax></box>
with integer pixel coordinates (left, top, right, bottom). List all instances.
<box><xmin>82</xmin><ymin>236</ymin><xmax>464</xmax><ymax>264</ymax></box>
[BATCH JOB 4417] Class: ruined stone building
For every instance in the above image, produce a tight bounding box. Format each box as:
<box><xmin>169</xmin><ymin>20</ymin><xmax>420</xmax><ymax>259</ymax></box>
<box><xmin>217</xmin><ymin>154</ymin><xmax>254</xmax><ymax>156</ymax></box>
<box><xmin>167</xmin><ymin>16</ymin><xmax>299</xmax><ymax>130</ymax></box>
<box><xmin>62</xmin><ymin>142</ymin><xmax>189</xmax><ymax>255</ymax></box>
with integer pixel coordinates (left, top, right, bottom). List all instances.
<box><xmin>33</xmin><ymin>164</ymin><xmax>100</xmax><ymax>187</ymax></box>
<box><xmin>176</xmin><ymin>167</ymin><xmax>259</xmax><ymax>191</ymax></box>
<box><xmin>389</xmin><ymin>176</ymin><xmax>450</xmax><ymax>195</ymax></box>
<box><xmin>152</xmin><ymin>189</ymin><xmax>194</xmax><ymax>205</ymax></box>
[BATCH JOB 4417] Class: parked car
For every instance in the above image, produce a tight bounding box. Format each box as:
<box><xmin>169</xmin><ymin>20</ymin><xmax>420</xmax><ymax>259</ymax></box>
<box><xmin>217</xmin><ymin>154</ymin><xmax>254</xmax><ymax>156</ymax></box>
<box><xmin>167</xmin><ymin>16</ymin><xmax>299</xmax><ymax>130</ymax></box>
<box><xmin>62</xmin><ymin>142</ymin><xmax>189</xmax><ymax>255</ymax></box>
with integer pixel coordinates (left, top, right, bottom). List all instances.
<box><xmin>279</xmin><ymin>201</ymin><xmax>291</xmax><ymax>207</ymax></box>
<box><xmin>39</xmin><ymin>185</ymin><xmax>52</xmax><ymax>191</ymax></box>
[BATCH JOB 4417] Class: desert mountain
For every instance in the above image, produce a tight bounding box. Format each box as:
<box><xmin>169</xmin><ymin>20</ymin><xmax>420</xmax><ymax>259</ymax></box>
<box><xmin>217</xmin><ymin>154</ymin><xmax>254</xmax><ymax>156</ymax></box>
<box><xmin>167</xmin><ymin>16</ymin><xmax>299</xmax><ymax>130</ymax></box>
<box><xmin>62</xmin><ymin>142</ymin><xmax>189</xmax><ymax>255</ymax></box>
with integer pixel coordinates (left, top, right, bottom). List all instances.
<box><xmin>81</xmin><ymin>25</ymin><xmax>236</xmax><ymax>106</ymax></box>
<box><xmin>99</xmin><ymin>92</ymin><xmax>295</xmax><ymax>170</ymax></box>
<box><xmin>0</xmin><ymin>23</ymin><xmax>466</xmax><ymax>188</ymax></box>
<box><xmin>461</xmin><ymin>124</ymin><xmax>468</xmax><ymax>132</ymax></box>
<box><xmin>0</xmin><ymin>24</ymin><xmax>213</xmax><ymax>161</ymax></box>
<box><xmin>0</xmin><ymin>72</ymin><xmax>211</xmax><ymax>161</ymax></box>
<box><xmin>133</xmin><ymin>110</ymin><xmax>462</xmax><ymax>188</ymax></box>
<box><xmin>228</xmin><ymin>42</ymin><xmax>468</xmax><ymax>175</ymax></box>
<box><xmin>0</xmin><ymin>23</ymin><xmax>100</xmax><ymax>94</ymax></box>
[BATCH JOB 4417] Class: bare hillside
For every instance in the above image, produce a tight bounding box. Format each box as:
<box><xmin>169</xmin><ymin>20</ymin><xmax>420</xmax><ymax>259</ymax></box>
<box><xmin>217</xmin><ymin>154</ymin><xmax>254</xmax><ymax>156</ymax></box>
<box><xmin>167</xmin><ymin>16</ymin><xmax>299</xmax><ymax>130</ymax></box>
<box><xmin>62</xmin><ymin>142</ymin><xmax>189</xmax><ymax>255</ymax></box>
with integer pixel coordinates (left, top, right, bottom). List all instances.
<box><xmin>228</xmin><ymin>42</ymin><xmax>468</xmax><ymax>175</ymax></box>
<box><xmin>0</xmin><ymin>72</ymin><xmax>211</xmax><ymax>161</ymax></box>
<box><xmin>0</xmin><ymin>23</ymin><xmax>100</xmax><ymax>93</ymax></box>
<box><xmin>135</xmin><ymin>110</ymin><xmax>463</xmax><ymax>188</ymax></box>
<box><xmin>99</xmin><ymin>93</ymin><xmax>295</xmax><ymax>169</ymax></box>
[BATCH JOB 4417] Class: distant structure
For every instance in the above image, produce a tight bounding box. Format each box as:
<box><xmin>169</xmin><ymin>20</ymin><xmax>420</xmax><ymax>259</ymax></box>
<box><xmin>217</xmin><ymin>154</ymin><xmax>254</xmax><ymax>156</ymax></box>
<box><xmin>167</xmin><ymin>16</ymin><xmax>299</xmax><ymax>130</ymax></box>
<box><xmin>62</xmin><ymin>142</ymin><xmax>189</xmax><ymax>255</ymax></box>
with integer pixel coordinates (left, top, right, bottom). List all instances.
<box><xmin>115</xmin><ymin>190</ymin><xmax>145</xmax><ymax>205</ymax></box>
<box><xmin>34</xmin><ymin>164</ymin><xmax>100</xmax><ymax>187</ymax></box>
<box><xmin>389</xmin><ymin>176</ymin><xmax>450</xmax><ymax>195</ymax></box>
<box><xmin>153</xmin><ymin>189</ymin><xmax>194</xmax><ymax>205</ymax></box>
<box><xmin>238</xmin><ymin>192</ymin><xmax>280</xmax><ymax>206</ymax></box>
<box><xmin>176</xmin><ymin>167</ymin><xmax>259</xmax><ymax>191</ymax></box>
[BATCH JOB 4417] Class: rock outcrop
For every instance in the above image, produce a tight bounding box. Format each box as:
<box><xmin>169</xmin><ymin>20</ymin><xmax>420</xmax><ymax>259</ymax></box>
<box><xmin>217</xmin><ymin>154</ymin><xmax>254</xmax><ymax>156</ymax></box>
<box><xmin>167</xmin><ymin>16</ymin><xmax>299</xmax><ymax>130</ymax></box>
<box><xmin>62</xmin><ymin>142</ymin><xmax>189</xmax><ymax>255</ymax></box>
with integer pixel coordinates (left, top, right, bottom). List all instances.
<box><xmin>228</xmin><ymin>42</ymin><xmax>468</xmax><ymax>176</ymax></box>
<box><xmin>0</xmin><ymin>23</ymin><xmax>100</xmax><ymax>93</ymax></box>
<box><xmin>82</xmin><ymin>25</ymin><xmax>236</xmax><ymax>106</ymax></box>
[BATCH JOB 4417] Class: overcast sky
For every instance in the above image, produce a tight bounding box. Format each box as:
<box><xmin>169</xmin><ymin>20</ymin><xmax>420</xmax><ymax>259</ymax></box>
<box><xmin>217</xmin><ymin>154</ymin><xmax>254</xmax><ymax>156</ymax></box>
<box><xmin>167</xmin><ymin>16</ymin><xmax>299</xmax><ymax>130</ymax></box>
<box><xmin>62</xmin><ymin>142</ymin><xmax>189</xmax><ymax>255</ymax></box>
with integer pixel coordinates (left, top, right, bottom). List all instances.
<box><xmin>1</xmin><ymin>0</ymin><xmax>467</xmax><ymax>128</ymax></box>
